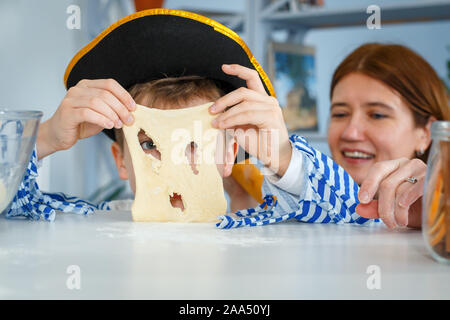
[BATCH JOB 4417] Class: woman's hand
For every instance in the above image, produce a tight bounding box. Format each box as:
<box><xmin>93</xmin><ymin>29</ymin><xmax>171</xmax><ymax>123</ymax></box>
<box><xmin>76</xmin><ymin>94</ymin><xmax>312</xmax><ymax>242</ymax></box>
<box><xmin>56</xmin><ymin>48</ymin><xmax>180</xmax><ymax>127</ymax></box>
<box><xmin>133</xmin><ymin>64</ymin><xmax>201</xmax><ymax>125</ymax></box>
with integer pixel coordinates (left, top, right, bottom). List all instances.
<box><xmin>36</xmin><ymin>79</ymin><xmax>136</xmax><ymax>160</ymax></box>
<box><xmin>210</xmin><ymin>64</ymin><xmax>292</xmax><ymax>176</ymax></box>
<box><xmin>356</xmin><ymin>158</ymin><xmax>427</xmax><ymax>229</ymax></box>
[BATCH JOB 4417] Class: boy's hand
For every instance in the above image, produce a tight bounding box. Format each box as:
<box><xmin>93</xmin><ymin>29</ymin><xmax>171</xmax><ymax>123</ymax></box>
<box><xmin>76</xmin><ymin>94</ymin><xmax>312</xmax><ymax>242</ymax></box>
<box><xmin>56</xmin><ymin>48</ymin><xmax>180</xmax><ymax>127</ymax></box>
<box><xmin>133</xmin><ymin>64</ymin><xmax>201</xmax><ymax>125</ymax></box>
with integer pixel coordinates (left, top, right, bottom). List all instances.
<box><xmin>210</xmin><ymin>64</ymin><xmax>291</xmax><ymax>176</ymax></box>
<box><xmin>37</xmin><ymin>79</ymin><xmax>136</xmax><ymax>159</ymax></box>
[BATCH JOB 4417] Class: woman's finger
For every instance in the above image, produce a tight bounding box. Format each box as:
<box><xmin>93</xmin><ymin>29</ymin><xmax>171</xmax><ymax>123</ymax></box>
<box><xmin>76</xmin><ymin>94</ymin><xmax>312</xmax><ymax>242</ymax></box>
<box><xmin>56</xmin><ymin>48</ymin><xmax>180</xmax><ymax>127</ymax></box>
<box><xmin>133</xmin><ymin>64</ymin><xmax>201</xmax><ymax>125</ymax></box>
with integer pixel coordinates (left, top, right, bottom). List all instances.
<box><xmin>77</xmin><ymin>78</ymin><xmax>136</xmax><ymax>111</ymax></box>
<box><xmin>395</xmin><ymin>170</ymin><xmax>425</xmax><ymax>227</ymax></box>
<box><xmin>210</xmin><ymin>86</ymin><xmax>269</xmax><ymax>114</ymax></box>
<box><xmin>398</xmin><ymin>180</ymin><xmax>425</xmax><ymax>209</ymax></box>
<box><xmin>356</xmin><ymin>200</ymin><xmax>379</xmax><ymax>219</ymax></box>
<box><xmin>358</xmin><ymin>158</ymin><xmax>410</xmax><ymax>204</ymax></box>
<box><xmin>398</xmin><ymin>168</ymin><xmax>426</xmax><ymax>209</ymax></box>
<box><xmin>221</xmin><ymin>64</ymin><xmax>267</xmax><ymax>96</ymax></box>
<box><xmin>376</xmin><ymin>159</ymin><xmax>426</xmax><ymax>228</ymax></box>
<box><xmin>392</xmin><ymin>181</ymin><xmax>415</xmax><ymax>227</ymax></box>
<box><xmin>357</xmin><ymin>197</ymin><xmax>407</xmax><ymax>227</ymax></box>
<box><xmin>393</xmin><ymin>182</ymin><xmax>412</xmax><ymax>227</ymax></box>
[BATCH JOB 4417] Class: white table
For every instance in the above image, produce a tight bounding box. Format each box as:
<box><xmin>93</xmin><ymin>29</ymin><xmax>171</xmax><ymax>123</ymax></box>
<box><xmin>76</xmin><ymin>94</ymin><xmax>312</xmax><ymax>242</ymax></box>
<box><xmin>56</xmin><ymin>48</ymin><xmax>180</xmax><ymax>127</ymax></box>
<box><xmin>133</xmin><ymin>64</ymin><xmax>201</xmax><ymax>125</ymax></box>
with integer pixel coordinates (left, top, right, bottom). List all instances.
<box><xmin>0</xmin><ymin>210</ymin><xmax>449</xmax><ymax>299</ymax></box>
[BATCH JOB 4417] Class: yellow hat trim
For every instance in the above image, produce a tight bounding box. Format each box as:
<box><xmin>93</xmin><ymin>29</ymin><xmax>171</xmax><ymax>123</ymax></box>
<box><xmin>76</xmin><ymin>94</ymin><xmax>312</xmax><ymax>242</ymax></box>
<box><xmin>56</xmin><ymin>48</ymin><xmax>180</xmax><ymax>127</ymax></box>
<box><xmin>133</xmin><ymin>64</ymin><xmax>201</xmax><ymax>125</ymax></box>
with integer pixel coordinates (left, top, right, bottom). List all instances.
<box><xmin>63</xmin><ymin>8</ymin><xmax>275</xmax><ymax>97</ymax></box>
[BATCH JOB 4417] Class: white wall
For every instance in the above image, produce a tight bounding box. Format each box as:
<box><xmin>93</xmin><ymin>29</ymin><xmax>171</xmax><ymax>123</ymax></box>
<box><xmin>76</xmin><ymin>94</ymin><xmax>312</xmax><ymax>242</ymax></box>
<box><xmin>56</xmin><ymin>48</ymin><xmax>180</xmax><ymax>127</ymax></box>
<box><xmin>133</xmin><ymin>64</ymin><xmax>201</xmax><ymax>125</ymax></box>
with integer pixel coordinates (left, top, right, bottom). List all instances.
<box><xmin>0</xmin><ymin>0</ymin><xmax>82</xmax><ymax>193</ymax></box>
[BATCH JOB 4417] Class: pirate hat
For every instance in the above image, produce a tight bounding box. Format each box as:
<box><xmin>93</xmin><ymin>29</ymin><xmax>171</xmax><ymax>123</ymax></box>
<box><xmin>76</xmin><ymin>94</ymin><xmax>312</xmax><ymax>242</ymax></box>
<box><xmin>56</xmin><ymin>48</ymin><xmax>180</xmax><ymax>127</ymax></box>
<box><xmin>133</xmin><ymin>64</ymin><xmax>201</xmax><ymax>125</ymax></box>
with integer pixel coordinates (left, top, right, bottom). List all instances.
<box><xmin>64</xmin><ymin>8</ymin><xmax>275</xmax><ymax>141</ymax></box>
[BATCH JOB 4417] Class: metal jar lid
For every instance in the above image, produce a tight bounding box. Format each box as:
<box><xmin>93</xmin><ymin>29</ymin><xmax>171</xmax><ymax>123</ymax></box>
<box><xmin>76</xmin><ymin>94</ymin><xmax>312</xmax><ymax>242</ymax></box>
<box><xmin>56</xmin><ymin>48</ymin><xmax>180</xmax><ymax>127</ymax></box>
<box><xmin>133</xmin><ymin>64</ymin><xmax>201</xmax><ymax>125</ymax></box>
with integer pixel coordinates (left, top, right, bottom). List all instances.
<box><xmin>431</xmin><ymin>121</ymin><xmax>450</xmax><ymax>141</ymax></box>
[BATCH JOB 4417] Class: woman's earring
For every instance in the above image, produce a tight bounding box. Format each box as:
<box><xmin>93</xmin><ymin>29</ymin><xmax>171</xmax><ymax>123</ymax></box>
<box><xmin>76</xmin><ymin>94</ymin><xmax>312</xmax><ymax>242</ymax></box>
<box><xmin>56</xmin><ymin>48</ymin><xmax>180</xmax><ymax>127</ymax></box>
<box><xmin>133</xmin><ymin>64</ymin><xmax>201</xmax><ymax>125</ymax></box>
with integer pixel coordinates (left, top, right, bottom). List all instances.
<box><xmin>416</xmin><ymin>147</ymin><xmax>425</xmax><ymax>156</ymax></box>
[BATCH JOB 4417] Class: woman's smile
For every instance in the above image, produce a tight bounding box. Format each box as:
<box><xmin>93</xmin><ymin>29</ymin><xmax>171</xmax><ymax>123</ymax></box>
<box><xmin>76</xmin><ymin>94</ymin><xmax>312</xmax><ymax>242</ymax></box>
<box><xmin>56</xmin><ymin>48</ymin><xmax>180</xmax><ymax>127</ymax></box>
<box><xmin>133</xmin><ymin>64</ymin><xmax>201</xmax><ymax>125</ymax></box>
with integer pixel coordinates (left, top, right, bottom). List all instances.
<box><xmin>341</xmin><ymin>148</ymin><xmax>375</xmax><ymax>164</ymax></box>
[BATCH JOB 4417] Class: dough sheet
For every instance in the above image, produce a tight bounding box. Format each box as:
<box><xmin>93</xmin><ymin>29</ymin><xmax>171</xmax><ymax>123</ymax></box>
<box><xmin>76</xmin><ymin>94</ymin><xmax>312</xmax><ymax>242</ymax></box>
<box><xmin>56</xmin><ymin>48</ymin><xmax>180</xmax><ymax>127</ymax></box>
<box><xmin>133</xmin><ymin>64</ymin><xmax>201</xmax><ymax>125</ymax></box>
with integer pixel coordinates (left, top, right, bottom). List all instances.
<box><xmin>123</xmin><ymin>102</ymin><xmax>227</xmax><ymax>222</ymax></box>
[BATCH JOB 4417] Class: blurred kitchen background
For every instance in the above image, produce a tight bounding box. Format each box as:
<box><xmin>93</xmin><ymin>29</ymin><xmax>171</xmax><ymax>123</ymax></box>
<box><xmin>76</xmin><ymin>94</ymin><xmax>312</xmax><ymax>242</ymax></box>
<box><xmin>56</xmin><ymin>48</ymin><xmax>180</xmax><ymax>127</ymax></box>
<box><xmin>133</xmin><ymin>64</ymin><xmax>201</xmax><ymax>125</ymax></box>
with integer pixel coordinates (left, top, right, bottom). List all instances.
<box><xmin>1</xmin><ymin>0</ymin><xmax>449</xmax><ymax>201</ymax></box>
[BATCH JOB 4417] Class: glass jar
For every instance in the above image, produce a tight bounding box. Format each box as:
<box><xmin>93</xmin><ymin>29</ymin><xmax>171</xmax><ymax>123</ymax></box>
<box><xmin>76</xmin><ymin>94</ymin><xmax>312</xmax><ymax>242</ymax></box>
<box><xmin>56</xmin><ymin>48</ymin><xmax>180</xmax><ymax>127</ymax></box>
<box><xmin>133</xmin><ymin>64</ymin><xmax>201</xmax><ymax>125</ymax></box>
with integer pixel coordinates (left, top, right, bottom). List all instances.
<box><xmin>422</xmin><ymin>121</ymin><xmax>450</xmax><ymax>264</ymax></box>
<box><xmin>0</xmin><ymin>109</ymin><xmax>43</xmax><ymax>215</ymax></box>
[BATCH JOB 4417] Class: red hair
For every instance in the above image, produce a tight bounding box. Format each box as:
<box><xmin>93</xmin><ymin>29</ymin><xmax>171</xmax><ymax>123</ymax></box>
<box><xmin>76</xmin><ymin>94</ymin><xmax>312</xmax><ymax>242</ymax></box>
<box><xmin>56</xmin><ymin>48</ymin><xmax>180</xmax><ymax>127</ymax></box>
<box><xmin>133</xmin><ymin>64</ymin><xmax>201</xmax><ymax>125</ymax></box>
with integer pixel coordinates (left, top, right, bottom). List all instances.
<box><xmin>330</xmin><ymin>43</ymin><xmax>450</xmax><ymax>161</ymax></box>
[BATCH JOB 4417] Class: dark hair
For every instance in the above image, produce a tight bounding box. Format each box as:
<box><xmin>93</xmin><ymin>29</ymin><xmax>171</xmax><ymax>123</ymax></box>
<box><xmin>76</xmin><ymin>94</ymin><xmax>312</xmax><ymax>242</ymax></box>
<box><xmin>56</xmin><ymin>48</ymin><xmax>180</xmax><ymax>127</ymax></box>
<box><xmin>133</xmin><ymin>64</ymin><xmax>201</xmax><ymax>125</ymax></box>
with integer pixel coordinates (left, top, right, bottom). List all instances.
<box><xmin>330</xmin><ymin>43</ymin><xmax>450</xmax><ymax>162</ymax></box>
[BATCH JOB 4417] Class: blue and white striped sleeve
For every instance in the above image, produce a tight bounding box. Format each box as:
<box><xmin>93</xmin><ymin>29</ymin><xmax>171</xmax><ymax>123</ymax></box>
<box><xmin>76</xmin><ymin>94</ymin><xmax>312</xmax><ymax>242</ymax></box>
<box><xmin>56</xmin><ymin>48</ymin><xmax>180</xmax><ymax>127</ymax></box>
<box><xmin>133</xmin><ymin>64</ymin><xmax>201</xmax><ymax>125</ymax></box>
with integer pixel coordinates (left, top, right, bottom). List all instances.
<box><xmin>5</xmin><ymin>146</ymin><xmax>110</xmax><ymax>221</ymax></box>
<box><xmin>216</xmin><ymin>134</ymin><xmax>380</xmax><ymax>229</ymax></box>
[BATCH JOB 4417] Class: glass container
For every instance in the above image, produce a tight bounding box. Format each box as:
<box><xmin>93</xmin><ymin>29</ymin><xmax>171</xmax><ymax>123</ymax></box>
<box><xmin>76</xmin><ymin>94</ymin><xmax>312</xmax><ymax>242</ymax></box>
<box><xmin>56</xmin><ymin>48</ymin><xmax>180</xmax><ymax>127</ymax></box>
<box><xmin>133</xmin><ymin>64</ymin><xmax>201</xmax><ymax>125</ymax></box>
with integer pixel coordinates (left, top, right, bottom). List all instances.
<box><xmin>0</xmin><ymin>109</ymin><xmax>43</xmax><ymax>215</ymax></box>
<box><xmin>422</xmin><ymin>121</ymin><xmax>450</xmax><ymax>264</ymax></box>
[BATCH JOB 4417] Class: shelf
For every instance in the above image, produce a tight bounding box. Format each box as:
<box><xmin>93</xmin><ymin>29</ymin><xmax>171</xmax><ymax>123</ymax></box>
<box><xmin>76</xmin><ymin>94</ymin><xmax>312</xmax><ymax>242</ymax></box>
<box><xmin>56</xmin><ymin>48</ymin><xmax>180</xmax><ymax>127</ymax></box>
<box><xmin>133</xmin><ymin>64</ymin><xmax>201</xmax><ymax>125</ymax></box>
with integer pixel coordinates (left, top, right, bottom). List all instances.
<box><xmin>261</xmin><ymin>0</ymin><xmax>450</xmax><ymax>29</ymax></box>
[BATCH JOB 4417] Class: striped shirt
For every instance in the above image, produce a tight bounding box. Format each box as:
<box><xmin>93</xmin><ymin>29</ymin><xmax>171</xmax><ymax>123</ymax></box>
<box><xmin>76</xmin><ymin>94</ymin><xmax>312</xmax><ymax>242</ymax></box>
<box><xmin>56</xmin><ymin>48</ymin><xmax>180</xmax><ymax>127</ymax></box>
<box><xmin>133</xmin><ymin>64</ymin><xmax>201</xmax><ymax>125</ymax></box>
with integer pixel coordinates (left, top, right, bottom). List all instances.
<box><xmin>6</xmin><ymin>147</ymin><xmax>109</xmax><ymax>221</ymax></box>
<box><xmin>215</xmin><ymin>134</ymin><xmax>380</xmax><ymax>228</ymax></box>
<box><xmin>6</xmin><ymin>135</ymin><xmax>379</xmax><ymax>228</ymax></box>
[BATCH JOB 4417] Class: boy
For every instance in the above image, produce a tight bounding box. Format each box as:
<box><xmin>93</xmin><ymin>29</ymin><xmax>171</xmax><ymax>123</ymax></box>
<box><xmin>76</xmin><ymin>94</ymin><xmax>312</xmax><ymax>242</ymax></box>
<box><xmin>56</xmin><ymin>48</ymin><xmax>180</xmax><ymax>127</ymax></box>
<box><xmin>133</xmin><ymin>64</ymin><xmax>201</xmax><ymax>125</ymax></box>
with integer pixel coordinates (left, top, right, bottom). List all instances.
<box><xmin>109</xmin><ymin>75</ymin><xmax>257</xmax><ymax>213</ymax></box>
<box><xmin>7</xmin><ymin>9</ymin><xmax>378</xmax><ymax>228</ymax></box>
<box><xmin>8</xmin><ymin>75</ymin><xmax>257</xmax><ymax>220</ymax></box>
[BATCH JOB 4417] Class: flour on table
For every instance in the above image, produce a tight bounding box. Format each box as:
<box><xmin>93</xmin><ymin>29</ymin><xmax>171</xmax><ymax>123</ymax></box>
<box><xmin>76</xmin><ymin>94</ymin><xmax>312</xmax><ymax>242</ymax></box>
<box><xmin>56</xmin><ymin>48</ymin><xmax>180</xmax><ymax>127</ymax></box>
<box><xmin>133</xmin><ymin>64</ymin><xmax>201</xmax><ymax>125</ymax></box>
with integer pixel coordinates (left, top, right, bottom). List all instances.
<box><xmin>96</xmin><ymin>222</ymin><xmax>282</xmax><ymax>247</ymax></box>
<box><xmin>107</xmin><ymin>199</ymin><xmax>134</xmax><ymax>211</ymax></box>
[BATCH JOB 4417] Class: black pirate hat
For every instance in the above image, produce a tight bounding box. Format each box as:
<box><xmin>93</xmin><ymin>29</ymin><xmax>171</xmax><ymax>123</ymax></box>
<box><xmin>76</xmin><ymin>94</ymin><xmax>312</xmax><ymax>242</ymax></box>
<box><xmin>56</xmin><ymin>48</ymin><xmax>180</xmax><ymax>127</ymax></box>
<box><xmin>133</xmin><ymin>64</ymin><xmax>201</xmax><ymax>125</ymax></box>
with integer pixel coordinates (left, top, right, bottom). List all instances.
<box><xmin>64</xmin><ymin>9</ymin><xmax>275</xmax><ymax>140</ymax></box>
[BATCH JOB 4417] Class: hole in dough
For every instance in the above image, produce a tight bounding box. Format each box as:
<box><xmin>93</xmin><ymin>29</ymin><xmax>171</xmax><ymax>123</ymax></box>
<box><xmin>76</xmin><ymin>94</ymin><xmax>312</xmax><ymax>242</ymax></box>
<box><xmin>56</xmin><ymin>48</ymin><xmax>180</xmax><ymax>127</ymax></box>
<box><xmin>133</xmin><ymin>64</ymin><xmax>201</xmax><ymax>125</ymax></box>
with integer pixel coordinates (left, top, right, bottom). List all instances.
<box><xmin>138</xmin><ymin>129</ymin><xmax>161</xmax><ymax>160</ymax></box>
<box><xmin>185</xmin><ymin>141</ymin><xmax>199</xmax><ymax>175</ymax></box>
<box><xmin>169</xmin><ymin>193</ymin><xmax>185</xmax><ymax>211</ymax></box>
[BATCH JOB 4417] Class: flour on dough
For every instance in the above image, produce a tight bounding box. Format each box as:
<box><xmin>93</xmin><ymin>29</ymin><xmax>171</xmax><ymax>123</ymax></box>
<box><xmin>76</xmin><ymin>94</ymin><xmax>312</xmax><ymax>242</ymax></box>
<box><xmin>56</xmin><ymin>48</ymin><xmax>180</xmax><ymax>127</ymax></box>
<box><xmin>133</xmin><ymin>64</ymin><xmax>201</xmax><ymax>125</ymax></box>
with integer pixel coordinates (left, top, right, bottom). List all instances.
<box><xmin>122</xmin><ymin>102</ymin><xmax>227</xmax><ymax>222</ymax></box>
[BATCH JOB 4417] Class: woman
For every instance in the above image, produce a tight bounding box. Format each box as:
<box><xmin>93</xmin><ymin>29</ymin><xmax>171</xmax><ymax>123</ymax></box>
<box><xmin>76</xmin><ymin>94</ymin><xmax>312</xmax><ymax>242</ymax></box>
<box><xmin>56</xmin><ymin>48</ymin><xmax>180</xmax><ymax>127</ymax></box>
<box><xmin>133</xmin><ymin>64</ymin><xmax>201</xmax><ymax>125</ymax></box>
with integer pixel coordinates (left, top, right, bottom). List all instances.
<box><xmin>328</xmin><ymin>43</ymin><xmax>449</xmax><ymax>228</ymax></box>
<box><xmin>212</xmin><ymin>43</ymin><xmax>449</xmax><ymax>229</ymax></box>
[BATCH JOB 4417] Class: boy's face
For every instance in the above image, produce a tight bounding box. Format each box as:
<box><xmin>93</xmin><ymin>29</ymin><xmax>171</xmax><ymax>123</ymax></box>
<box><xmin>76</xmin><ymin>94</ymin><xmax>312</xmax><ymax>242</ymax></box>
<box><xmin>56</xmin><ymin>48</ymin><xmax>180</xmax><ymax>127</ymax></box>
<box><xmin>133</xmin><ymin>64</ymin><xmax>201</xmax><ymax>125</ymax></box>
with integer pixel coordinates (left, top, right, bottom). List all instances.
<box><xmin>111</xmin><ymin>97</ymin><xmax>237</xmax><ymax>203</ymax></box>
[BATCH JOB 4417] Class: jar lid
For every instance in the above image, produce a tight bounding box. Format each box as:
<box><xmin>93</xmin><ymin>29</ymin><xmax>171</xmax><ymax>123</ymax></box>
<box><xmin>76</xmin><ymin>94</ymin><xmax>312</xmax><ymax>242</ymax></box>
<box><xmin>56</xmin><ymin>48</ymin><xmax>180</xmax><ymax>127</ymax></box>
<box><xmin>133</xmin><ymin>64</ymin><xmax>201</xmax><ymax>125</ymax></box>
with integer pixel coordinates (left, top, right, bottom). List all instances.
<box><xmin>431</xmin><ymin>121</ymin><xmax>450</xmax><ymax>140</ymax></box>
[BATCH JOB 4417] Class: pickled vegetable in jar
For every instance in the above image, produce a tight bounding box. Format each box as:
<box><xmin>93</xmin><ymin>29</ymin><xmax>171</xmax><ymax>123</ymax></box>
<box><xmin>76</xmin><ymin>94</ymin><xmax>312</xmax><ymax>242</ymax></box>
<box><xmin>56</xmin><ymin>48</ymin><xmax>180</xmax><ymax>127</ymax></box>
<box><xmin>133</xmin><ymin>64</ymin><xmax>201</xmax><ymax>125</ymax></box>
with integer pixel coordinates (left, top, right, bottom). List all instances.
<box><xmin>423</xmin><ymin>121</ymin><xmax>450</xmax><ymax>264</ymax></box>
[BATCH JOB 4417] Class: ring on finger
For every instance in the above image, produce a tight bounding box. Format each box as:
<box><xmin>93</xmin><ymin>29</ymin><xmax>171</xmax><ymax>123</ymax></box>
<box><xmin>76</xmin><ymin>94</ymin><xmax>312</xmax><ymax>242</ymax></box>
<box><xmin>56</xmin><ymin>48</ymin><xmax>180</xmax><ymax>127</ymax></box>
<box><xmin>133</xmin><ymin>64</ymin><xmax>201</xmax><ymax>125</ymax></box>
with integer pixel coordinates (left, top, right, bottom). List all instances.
<box><xmin>404</xmin><ymin>176</ymin><xmax>418</xmax><ymax>184</ymax></box>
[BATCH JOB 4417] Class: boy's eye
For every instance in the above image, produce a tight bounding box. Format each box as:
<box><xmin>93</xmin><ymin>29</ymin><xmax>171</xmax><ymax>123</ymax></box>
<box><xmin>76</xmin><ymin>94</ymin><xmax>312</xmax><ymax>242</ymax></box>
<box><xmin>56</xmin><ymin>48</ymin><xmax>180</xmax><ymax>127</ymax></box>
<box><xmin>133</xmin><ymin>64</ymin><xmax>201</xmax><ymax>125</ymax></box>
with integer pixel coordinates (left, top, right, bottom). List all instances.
<box><xmin>140</xmin><ymin>140</ymin><xmax>156</xmax><ymax>150</ymax></box>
